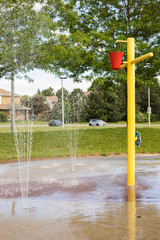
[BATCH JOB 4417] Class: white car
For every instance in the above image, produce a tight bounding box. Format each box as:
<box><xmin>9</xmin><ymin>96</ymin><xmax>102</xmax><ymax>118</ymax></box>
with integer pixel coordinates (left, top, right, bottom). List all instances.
<box><xmin>89</xmin><ymin>119</ymin><xmax>107</xmax><ymax>126</ymax></box>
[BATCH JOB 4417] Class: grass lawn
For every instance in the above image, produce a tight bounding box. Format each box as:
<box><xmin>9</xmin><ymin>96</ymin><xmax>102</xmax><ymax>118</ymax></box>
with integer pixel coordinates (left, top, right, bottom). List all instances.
<box><xmin>0</xmin><ymin>127</ymin><xmax>159</xmax><ymax>162</ymax></box>
<box><xmin>0</xmin><ymin>120</ymin><xmax>49</xmax><ymax>125</ymax></box>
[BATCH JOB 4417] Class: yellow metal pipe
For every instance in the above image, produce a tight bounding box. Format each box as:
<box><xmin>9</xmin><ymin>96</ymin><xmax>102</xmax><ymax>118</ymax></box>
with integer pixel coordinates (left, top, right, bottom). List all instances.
<box><xmin>128</xmin><ymin>186</ymin><xmax>135</xmax><ymax>202</ymax></box>
<box><xmin>135</xmin><ymin>137</ymin><xmax>138</xmax><ymax>142</ymax></box>
<box><xmin>116</xmin><ymin>40</ymin><xmax>128</xmax><ymax>43</ymax></box>
<box><xmin>127</xmin><ymin>38</ymin><xmax>135</xmax><ymax>187</ymax></box>
<box><xmin>120</xmin><ymin>63</ymin><xmax>127</xmax><ymax>69</ymax></box>
<box><xmin>115</xmin><ymin>38</ymin><xmax>153</xmax><ymax>188</ymax></box>
<box><xmin>127</xmin><ymin>187</ymin><xmax>136</xmax><ymax>240</ymax></box>
<box><xmin>130</xmin><ymin>52</ymin><xmax>153</xmax><ymax>64</ymax></box>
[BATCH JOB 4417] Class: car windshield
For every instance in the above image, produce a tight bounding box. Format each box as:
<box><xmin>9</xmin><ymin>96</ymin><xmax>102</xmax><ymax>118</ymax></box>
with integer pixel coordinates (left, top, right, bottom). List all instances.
<box><xmin>55</xmin><ymin>120</ymin><xmax>61</xmax><ymax>123</ymax></box>
<box><xmin>97</xmin><ymin>120</ymin><xmax>103</xmax><ymax>122</ymax></box>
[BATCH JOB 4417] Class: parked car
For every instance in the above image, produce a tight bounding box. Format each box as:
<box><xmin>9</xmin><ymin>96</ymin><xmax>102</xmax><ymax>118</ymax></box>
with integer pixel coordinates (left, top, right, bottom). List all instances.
<box><xmin>89</xmin><ymin>119</ymin><xmax>107</xmax><ymax>126</ymax></box>
<box><xmin>49</xmin><ymin>120</ymin><xmax>62</xmax><ymax>126</ymax></box>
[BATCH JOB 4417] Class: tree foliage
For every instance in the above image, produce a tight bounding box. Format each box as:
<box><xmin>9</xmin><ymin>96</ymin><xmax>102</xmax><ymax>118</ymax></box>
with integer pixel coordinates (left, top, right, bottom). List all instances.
<box><xmin>37</xmin><ymin>87</ymin><xmax>55</xmax><ymax>96</ymax></box>
<box><xmin>24</xmin><ymin>80</ymin><xmax>160</xmax><ymax>122</ymax></box>
<box><xmin>0</xmin><ymin>0</ymin><xmax>58</xmax><ymax>79</ymax></box>
<box><xmin>20</xmin><ymin>95</ymin><xmax>32</xmax><ymax>108</ymax></box>
<box><xmin>136</xmin><ymin>82</ymin><xmax>160</xmax><ymax>121</ymax></box>
<box><xmin>0</xmin><ymin>1</ymin><xmax>35</xmax><ymax>78</ymax></box>
<box><xmin>68</xmin><ymin>88</ymin><xmax>84</xmax><ymax>122</ymax></box>
<box><xmin>0</xmin><ymin>0</ymin><xmax>57</xmax><ymax>131</ymax></box>
<box><xmin>84</xmin><ymin>78</ymin><xmax>124</xmax><ymax>122</ymax></box>
<box><xmin>31</xmin><ymin>94</ymin><xmax>49</xmax><ymax>115</ymax></box>
<box><xmin>51</xmin><ymin>88</ymin><xmax>69</xmax><ymax>121</ymax></box>
<box><xmin>50</xmin><ymin>88</ymin><xmax>84</xmax><ymax>122</ymax></box>
<box><xmin>39</xmin><ymin>0</ymin><xmax>160</xmax><ymax>83</ymax></box>
<box><xmin>0</xmin><ymin>112</ymin><xmax>8</xmax><ymax>122</ymax></box>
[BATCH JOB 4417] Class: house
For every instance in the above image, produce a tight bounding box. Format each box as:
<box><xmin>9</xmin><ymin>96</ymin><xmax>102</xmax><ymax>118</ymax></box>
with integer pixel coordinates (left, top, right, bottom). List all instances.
<box><xmin>84</xmin><ymin>91</ymin><xmax>92</xmax><ymax>96</ymax></box>
<box><xmin>0</xmin><ymin>88</ymin><xmax>30</xmax><ymax>120</ymax></box>
<box><xmin>46</xmin><ymin>95</ymin><xmax>58</xmax><ymax>110</ymax></box>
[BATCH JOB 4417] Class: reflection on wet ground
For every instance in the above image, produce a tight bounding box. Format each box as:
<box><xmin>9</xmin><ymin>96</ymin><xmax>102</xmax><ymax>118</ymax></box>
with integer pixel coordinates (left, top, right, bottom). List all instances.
<box><xmin>0</xmin><ymin>156</ymin><xmax>160</xmax><ymax>240</ymax></box>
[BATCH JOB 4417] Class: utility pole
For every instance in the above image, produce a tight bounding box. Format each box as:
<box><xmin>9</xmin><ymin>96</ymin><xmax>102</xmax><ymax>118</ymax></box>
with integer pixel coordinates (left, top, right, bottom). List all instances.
<box><xmin>60</xmin><ymin>76</ymin><xmax>67</xmax><ymax>128</ymax></box>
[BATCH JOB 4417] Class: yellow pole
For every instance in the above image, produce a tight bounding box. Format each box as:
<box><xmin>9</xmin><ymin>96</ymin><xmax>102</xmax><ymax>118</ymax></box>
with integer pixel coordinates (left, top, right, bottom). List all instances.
<box><xmin>127</xmin><ymin>38</ymin><xmax>135</xmax><ymax>186</ymax></box>
<box><xmin>115</xmin><ymin>38</ymin><xmax>153</xmax><ymax>187</ymax></box>
<box><xmin>128</xmin><ymin>187</ymin><xmax>136</xmax><ymax>240</ymax></box>
<box><xmin>130</xmin><ymin>52</ymin><xmax>153</xmax><ymax>64</ymax></box>
<box><xmin>120</xmin><ymin>63</ymin><xmax>128</xmax><ymax>69</ymax></box>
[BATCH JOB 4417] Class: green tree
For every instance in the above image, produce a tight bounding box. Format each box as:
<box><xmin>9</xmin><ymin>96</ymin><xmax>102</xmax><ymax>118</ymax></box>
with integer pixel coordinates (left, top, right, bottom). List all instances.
<box><xmin>40</xmin><ymin>0</ymin><xmax>160</xmax><ymax>82</ymax></box>
<box><xmin>68</xmin><ymin>88</ymin><xmax>84</xmax><ymax>122</ymax></box>
<box><xmin>0</xmin><ymin>0</ymin><xmax>56</xmax><ymax>131</ymax></box>
<box><xmin>84</xmin><ymin>77</ymin><xmax>124</xmax><ymax>122</ymax></box>
<box><xmin>136</xmin><ymin>82</ymin><xmax>160</xmax><ymax>121</ymax></box>
<box><xmin>56</xmin><ymin>88</ymin><xmax>69</xmax><ymax>101</ymax></box>
<box><xmin>0</xmin><ymin>112</ymin><xmax>8</xmax><ymax>122</ymax></box>
<box><xmin>0</xmin><ymin>1</ymin><xmax>37</xmax><ymax>131</ymax></box>
<box><xmin>52</xmin><ymin>88</ymin><xmax>85</xmax><ymax>123</ymax></box>
<box><xmin>42</xmin><ymin>87</ymin><xmax>55</xmax><ymax>96</ymax></box>
<box><xmin>38</xmin><ymin>0</ymin><xmax>159</xmax><ymax>125</ymax></box>
<box><xmin>37</xmin><ymin>89</ymin><xmax>41</xmax><ymax>95</ymax></box>
<box><xmin>20</xmin><ymin>95</ymin><xmax>32</xmax><ymax>108</ymax></box>
<box><xmin>51</xmin><ymin>88</ymin><xmax>69</xmax><ymax>122</ymax></box>
<box><xmin>31</xmin><ymin>94</ymin><xmax>49</xmax><ymax>115</ymax></box>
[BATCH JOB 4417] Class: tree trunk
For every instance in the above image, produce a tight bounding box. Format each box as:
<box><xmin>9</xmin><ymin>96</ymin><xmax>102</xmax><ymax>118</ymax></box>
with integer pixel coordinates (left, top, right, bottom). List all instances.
<box><xmin>11</xmin><ymin>72</ymin><xmax>15</xmax><ymax>133</ymax></box>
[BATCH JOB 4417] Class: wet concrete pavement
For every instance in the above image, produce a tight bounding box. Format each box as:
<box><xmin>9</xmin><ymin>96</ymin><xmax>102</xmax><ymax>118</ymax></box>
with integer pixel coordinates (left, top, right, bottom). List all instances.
<box><xmin>0</xmin><ymin>155</ymin><xmax>160</xmax><ymax>239</ymax></box>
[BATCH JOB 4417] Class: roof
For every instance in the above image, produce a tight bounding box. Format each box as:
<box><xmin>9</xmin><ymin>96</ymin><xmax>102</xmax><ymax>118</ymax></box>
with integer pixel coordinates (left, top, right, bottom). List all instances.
<box><xmin>0</xmin><ymin>104</ymin><xmax>30</xmax><ymax>110</ymax></box>
<box><xmin>46</xmin><ymin>96</ymin><xmax>58</xmax><ymax>103</ymax></box>
<box><xmin>0</xmin><ymin>88</ymin><xmax>20</xmax><ymax>96</ymax></box>
<box><xmin>84</xmin><ymin>91</ymin><xmax>92</xmax><ymax>96</ymax></box>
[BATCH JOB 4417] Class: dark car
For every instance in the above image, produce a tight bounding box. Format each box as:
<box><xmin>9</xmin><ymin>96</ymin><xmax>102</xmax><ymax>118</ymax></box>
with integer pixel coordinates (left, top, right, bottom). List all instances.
<box><xmin>49</xmin><ymin>120</ymin><xmax>62</xmax><ymax>126</ymax></box>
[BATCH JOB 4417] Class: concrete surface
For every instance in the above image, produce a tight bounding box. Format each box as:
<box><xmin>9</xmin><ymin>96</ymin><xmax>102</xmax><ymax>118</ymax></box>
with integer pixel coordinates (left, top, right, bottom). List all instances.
<box><xmin>0</xmin><ymin>156</ymin><xmax>160</xmax><ymax>239</ymax></box>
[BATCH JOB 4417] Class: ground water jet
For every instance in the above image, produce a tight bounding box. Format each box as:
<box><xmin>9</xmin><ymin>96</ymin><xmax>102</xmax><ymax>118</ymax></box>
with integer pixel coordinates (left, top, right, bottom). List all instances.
<box><xmin>14</xmin><ymin>118</ymin><xmax>33</xmax><ymax>208</ymax></box>
<box><xmin>67</xmin><ymin>123</ymin><xmax>79</xmax><ymax>172</ymax></box>
<box><xmin>66</xmin><ymin>89</ymin><xmax>82</xmax><ymax>172</ymax></box>
<box><xmin>66</xmin><ymin>107</ymin><xmax>79</xmax><ymax>172</ymax></box>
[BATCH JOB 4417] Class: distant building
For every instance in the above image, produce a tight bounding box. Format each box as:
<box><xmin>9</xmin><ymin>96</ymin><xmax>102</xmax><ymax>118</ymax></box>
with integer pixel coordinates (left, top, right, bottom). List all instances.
<box><xmin>46</xmin><ymin>95</ymin><xmax>58</xmax><ymax>110</ymax></box>
<box><xmin>84</xmin><ymin>91</ymin><xmax>92</xmax><ymax>96</ymax></box>
<box><xmin>0</xmin><ymin>88</ymin><xmax>30</xmax><ymax>120</ymax></box>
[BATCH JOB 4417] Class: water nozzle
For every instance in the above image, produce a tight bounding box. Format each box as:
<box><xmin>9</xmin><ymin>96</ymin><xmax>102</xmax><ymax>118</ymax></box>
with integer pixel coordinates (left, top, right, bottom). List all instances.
<box><xmin>135</xmin><ymin>131</ymin><xmax>141</xmax><ymax>147</ymax></box>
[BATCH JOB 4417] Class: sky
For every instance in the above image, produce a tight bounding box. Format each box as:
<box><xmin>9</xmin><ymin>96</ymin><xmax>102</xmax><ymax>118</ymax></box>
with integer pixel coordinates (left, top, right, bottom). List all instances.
<box><xmin>0</xmin><ymin>69</ymin><xmax>92</xmax><ymax>96</ymax></box>
<box><xmin>1</xmin><ymin>70</ymin><xmax>159</xmax><ymax>96</ymax></box>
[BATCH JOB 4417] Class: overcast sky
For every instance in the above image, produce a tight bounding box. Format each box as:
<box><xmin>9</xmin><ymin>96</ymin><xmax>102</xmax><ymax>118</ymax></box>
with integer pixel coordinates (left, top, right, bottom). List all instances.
<box><xmin>0</xmin><ymin>69</ymin><xmax>92</xmax><ymax>96</ymax></box>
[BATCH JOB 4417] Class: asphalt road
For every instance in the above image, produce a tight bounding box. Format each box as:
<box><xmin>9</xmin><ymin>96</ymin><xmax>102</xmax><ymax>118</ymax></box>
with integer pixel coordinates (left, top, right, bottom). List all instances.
<box><xmin>0</xmin><ymin>123</ymin><xmax>160</xmax><ymax>127</ymax></box>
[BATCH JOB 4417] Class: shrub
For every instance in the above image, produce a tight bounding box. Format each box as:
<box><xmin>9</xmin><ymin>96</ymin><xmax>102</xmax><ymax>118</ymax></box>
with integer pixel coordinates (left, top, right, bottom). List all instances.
<box><xmin>0</xmin><ymin>112</ymin><xmax>8</xmax><ymax>122</ymax></box>
<box><xmin>150</xmin><ymin>114</ymin><xmax>158</xmax><ymax>122</ymax></box>
<box><xmin>136</xmin><ymin>111</ymin><xmax>148</xmax><ymax>123</ymax></box>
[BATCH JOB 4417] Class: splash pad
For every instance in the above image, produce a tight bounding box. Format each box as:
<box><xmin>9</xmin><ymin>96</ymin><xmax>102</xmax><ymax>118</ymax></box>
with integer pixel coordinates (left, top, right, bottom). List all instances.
<box><xmin>1</xmin><ymin>156</ymin><xmax>160</xmax><ymax>201</ymax></box>
<box><xmin>0</xmin><ymin>156</ymin><xmax>160</xmax><ymax>239</ymax></box>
